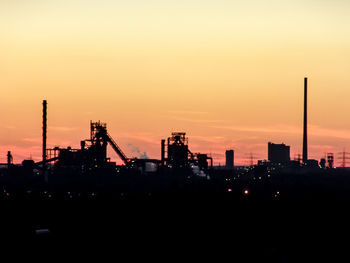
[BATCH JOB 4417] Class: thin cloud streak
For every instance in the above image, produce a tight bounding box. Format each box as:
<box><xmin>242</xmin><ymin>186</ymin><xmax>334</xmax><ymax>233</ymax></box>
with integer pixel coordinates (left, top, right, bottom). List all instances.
<box><xmin>22</xmin><ymin>137</ymin><xmax>41</xmax><ymax>143</ymax></box>
<box><xmin>209</xmin><ymin>124</ymin><xmax>300</xmax><ymax>134</ymax></box>
<box><xmin>50</xmin><ymin>126</ymin><xmax>78</xmax><ymax>132</ymax></box>
<box><xmin>171</xmin><ymin>117</ymin><xmax>225</xmax><ymax>124</ymax></box>
<box><xmin>119</xmin><ymin>133</ymin><xmax>160</xmax><ymax>145</ymax></box>
<box><xmin>191</xmin><ymin>135</ymin><xmax>226</xmax><ymax>144</ymax></box>
<box><xmin>209</xmin><ymin>124</ymin><xmax>350</xmax><ymax>140</ymax></box>
<box><xmin>167</xmin><ymin>110</ymin><xmax>209</xmax><ymax>115</ymax></box>
<box><xmin>3</xmin><ymin>125</ymin><xmax>16</xmax><ymax>129</ymax></box>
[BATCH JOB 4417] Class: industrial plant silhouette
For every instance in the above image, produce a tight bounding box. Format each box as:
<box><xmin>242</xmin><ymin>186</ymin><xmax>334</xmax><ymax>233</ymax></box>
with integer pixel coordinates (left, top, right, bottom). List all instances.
<box><xmin>1</xmin><ymin>78</ymin><xmax>349</xmax><ymax>260</ymax></box>
<box><xmin>1</xmin><ymin>77</ymin><xmax>349</xmax><ymax>200</ymax></box>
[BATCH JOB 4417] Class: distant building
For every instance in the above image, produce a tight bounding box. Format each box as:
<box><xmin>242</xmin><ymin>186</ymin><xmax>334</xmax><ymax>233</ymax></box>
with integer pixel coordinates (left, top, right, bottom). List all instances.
<box><xmin>225</xmin><ymin>150</ymin><xmax>234</xmax><ymax>169</ymax></box>
<box><xmin>268</xmin><ymin>142</ymin><xmax>290</xmax><ymax>164</ymax></box>
<box><xmin>320</xmin><ymin>158</ymin><xmax>326</xmax><ymax>169</ymax></box>
<box><xmin>305</xmin><ymin>159</ymin><xmax>319</xmax><ymax>168</ymax></box>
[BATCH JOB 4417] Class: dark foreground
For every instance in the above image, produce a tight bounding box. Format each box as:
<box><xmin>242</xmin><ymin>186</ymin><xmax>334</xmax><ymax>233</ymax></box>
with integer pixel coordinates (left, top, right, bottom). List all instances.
<box><xmin>1</xmin><ymin>195</ymin><xmax>349</xmax><ymax>262</ymax></box>
<box><xmin>1</xmin><ymin>166</ymin><xmax>350</xmax><ymax>260</ymax></box>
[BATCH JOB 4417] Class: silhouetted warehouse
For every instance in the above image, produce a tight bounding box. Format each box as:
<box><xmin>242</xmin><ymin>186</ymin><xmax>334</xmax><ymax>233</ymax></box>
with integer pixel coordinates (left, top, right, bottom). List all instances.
<box><xmin>268</xmin><ymin>142</ymin><xmax>290</xmax><ymax>164</ymax></box>
<box><xmin>225</xmin><ymin>150</ymin><xmax>234</xmax><ymax>169</ymax></box>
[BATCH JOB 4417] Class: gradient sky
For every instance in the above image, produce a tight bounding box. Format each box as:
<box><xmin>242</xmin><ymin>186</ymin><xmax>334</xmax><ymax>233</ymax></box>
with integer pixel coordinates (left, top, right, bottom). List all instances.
<box><xmin>1</xmin><ymin>0</ymin><xmax>350</xmax><ymax>165</ymax></box>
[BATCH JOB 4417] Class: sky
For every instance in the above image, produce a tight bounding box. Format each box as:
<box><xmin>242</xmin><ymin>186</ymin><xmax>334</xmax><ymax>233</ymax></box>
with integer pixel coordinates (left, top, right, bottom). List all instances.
<box><xmin>1</xmin><ymin>0</ymin><xmax>350</xmax><ymax>165</ymax></box>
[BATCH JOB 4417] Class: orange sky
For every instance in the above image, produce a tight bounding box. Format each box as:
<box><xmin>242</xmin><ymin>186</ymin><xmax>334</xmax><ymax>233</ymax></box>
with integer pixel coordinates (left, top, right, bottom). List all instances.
<box><xmin>1</xmin><ymin>0</ymin><xmax>350</xmax><ymax>165</ymax></box>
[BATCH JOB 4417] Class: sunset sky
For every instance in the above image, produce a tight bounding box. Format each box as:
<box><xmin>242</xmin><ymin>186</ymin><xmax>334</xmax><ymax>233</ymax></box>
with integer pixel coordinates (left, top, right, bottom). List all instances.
<box><xmin>1</xmin><ymin>0</ymin><xmax>350</xmax><ymax>165</ymax></box>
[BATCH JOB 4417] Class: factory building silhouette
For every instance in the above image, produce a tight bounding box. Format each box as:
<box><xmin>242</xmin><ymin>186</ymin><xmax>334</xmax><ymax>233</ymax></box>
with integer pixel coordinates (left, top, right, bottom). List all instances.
<box><xmin>225</xmin><ymin>150</ymin><xmax>234</xmax><ymax>169</ymax></box>
<box><xmin>268</xmin><ymin>142</ymin><xmax>290</xmax><ymax>164</ymax></box>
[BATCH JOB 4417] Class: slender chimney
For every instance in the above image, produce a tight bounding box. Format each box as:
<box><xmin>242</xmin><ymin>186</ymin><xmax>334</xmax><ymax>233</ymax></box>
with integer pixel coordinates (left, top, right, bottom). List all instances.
<box><xmin>161</xmin><ymin>139</ymin><xmax>165</xmax><ymax>166</ymax></box>
<box><xmin>7</xmin><ymin>151</ymin><xmax>12</xmax><ymax>168</ymax></box>
<box><xmin>42</xmin><ymin>100</ymin><xmax>47</xmax><ymax>167</ymax></box>
<box><xmin>303</xmin><ymin>78</ymin><xmax>308</xmax><ymax>164</ymax></box>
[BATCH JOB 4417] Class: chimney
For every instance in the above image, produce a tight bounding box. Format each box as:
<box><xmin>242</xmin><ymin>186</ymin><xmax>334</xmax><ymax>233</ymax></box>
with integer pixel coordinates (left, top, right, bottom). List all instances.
<box><xmin>7</xmin><ymin>151</ymin><xmax>13</xmax><ymax>168</ymax></box>
<box><xmin>161</xmin><ymin>139</ymin><xmax>165</xmax><ymax>166</ymax></box>
<box><xmin>42</xmin><ymin>100</ymin><xmax>47</xmax><ymax>167</ymax></box>
<box><xmin>303</xmin><ymin>78</ymin><xmax>308</xmax><ymax>164</ymax></box>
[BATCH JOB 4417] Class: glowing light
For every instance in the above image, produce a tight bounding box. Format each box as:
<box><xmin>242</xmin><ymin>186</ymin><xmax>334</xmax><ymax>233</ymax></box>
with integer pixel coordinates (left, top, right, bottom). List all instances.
<box><xmin>244</xmin><ymin>189</ymin><xmax>249</xmax><ymax>195</ymax></box>
<box><xmin>228</xmin><ymin>188</ymin><xmax>232</xmax><ymax>192</ymax></box>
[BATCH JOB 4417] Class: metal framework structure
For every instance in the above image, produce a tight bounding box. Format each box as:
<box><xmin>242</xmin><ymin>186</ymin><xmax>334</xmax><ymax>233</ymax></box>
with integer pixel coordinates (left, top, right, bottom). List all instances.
<box><xmin>337</xmin><ymin>150</ymin><xmax>350</xmax><ymax>168</ymax></box>
<box><xmin>41</xmin><ymin>121</ymin><xmax>129</xmax><ymax>167</ymax></box>
<box><xmin>163</xmin><ymin>132</ymin><xmax>212</xmax><ymax>170</ymax></box>
<box><xmin>88</xmin><ymin>121</ymin><xmax>128</xmax><ymax>164</ymax></box>
<box><xmin>327</xmin><ymin>153</ymin><xmax>334</xmax><ymax>168</ymax></box>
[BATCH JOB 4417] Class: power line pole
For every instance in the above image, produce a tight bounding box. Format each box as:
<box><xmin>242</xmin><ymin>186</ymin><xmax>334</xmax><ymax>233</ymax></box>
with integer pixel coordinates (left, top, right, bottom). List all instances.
<box><xmin>337</xmin><ymin>149</ymin><xmax>350</xmax><ymax>167</ymax></box>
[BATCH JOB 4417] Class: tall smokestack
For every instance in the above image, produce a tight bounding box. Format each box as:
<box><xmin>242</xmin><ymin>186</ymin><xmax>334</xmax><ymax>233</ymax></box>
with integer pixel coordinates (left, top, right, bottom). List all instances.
<box><xmin>161</xmin><ymin>139</ymin><xmax>165</xmax><ymax>166</ymax></box>
<box><xmin>42</xmin><ymin>100</ymin><xmax>47</xmax><ymax>167</ymax></box>
<box><xmin>303</xmin><ymin>78</ymin><xmax>308</xmax><ymax>164</ymax></box>
<box><xmin>7</xmin><ymin>151</ymin><xmax>12</xmax><ymax>168</ymax></box>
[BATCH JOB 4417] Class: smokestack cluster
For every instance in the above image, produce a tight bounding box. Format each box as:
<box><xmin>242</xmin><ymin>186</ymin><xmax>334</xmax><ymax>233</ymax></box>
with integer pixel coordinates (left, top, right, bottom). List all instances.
<box><xmin>303</xmin><ymin>77</ymin><xmax>308</xmax><ymax>164</ymax></box>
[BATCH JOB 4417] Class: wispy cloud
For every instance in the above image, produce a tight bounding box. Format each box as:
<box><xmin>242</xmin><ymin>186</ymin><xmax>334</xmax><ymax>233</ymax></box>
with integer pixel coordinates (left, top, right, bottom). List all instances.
<box><xmin>119</xmin><ymin>133</ymin><xmax>160</xmax><ymax>145</ymax></box>
<box><xmin>3</xmin><ymin>125</ymin><xmax>16</xmax><ymax>129</ymax></box>
<box><xmin>22</xmin><ymin>137</ymin><xmax>41</xmax><ymax>143</ymax></box>
<box><xmin>209</xmin><ymin>124</ymin><xmax>300</xmax><ymax>134</ymax></box>
<box><xmin>167</xmin><ymin>110</ymin><xmax>208</xmax><ymax>115</ymax></box>
<box><xmin>171</xmin><ymin>117</ymin><xmax>224</xmax><ymax>123</ymax></box>
<box><xmin>50</xmin><ymin>126</ymin><xmax>77</xmax><ymax>132</ymax></box>
<box><xmin>309</xmin><ymin>125</ymin><xmax>350</xmax><ymax>140</ymax></box>
<box><xmin>309</xmin><ymin>144</ymin><xmax>335</xmax><ymax>150</ymax></box>
<box><xmin>191</xmin><ymin>135</ymin><xmax>225</xmax><ymax>142</ymax></box>
<box><xmin>209</xmin><ymin>124</ymin><xmax>350</xmax><ymax>140</ymax></box>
